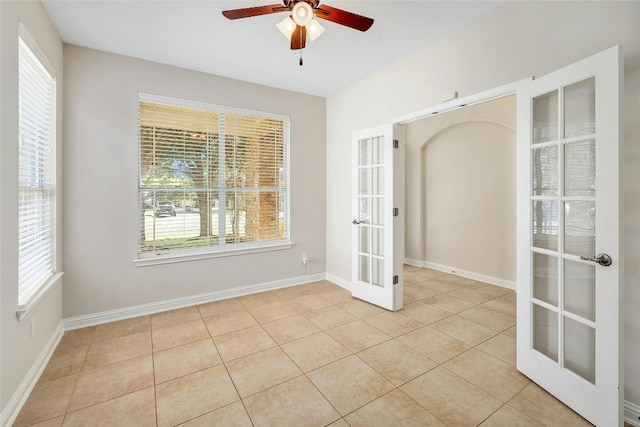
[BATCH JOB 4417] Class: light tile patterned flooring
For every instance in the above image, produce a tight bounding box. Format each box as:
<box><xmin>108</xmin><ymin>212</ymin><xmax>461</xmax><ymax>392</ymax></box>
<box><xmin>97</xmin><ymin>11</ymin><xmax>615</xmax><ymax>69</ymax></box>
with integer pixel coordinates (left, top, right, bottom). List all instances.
<box><xmin>15</xmin><ymin>266</ymin><xmax>598</xmax><ymax>426</ymax></box>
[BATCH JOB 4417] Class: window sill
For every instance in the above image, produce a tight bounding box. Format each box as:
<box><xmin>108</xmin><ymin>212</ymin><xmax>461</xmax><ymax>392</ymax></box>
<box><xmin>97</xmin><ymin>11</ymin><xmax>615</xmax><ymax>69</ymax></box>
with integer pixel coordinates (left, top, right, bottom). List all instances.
<box><xmin>133</xmin><ymin>241</ymin><xmax>294</xmax><ymax>267</ymax></box>
<box><xmin>16</xmin><ymin>272</ymin><xmax>64</xmax><ymax>321</ymax></box>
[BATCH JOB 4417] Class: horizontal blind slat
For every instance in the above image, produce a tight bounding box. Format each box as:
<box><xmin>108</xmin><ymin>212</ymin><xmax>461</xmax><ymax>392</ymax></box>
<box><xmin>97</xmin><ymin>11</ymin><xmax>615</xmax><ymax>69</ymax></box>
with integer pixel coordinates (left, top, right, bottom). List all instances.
<box><xmin>18</xmin><ymin>37</ymin><xmax>57</xmax><ymax>305</ymax></box>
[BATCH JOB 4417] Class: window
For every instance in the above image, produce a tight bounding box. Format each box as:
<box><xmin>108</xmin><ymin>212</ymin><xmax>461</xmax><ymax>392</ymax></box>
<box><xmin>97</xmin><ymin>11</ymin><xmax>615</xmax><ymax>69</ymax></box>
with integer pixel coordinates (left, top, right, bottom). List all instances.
<box><xmin>18</xmin><ymin>34</ymin><xmax>57</xmax><ymax>310</ymax></box>
<box><xmin>137</xmin><ymin>94</ymin><xmax>290</xmax><ymax>263</ymax></box>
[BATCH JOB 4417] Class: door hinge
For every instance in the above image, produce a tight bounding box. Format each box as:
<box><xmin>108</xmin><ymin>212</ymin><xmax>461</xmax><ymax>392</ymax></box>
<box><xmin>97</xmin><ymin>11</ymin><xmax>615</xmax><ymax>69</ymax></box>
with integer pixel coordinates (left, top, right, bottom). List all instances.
<box><xmin>393</xmin><ymin>207</ymin><xmax>399</xmax><ymax>217</ymax></box>
<box><xmin>393</xmin><ymin>139</ymin><xmax>399</xmax><ymax>148</ymax></box>
<box><xmin>393</xmin><ymin>275</ymin><xmax>399</xmax><ymax>285</ymax></box>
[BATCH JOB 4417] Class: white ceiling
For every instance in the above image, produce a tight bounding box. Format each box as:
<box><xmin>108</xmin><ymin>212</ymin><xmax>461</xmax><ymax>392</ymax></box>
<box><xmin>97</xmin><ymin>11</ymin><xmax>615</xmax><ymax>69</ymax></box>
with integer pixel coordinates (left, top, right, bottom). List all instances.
<box><xmin>42</xmin><ymin>0</ymin><xmax>503</xmax><ymax>97</ymax></box>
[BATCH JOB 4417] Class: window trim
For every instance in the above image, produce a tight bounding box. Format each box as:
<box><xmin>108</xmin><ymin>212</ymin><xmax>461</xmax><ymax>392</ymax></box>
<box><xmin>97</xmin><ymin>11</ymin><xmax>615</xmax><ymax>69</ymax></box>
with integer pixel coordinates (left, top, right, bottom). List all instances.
<box><xmin>135</xmin><ymin>93</ymin><xmax>292</xmax><ymax>265</ymax></box>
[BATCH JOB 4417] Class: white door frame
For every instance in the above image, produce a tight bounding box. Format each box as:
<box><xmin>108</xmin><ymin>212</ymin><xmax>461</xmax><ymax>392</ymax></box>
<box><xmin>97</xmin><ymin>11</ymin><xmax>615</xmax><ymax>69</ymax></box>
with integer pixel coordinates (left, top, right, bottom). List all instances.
<box><xmin>393</xmin><ymin>79</ymin><xmax>531</xmax><ymax>125</ymax></box>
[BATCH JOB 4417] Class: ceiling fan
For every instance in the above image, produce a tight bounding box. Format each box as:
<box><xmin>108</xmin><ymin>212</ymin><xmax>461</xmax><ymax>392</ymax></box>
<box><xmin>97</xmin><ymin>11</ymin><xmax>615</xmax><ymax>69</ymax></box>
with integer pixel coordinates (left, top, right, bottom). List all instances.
<box><xmin>222</xmin><ymin>1</ymin><xmax>374</xmax><ymax>63</ymax></box>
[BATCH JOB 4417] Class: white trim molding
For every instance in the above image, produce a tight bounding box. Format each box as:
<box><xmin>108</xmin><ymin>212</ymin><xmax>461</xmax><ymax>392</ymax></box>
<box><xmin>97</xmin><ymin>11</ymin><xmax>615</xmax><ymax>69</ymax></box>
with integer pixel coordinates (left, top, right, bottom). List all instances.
<box><xmin>404</xmin><ymin>258</ymin><xmax>516</xmax><ymax>290</ymax></box>
<box><xmin>626</xmin><ymin>401</ymin><xmax>640</xmax><ymax>427</ymax></box>
<box><xmin>393</xmin><ymin>78</ymin><xmax>532</xmax><ymax>125</ymax></box>
<box><xmin>64</xmin><ymin>273</ymin><xmax>325</xmax><ymax>330</ymax></box>
<box><xmin>325</xmin><ymin>273</ymin><xmax>351</xmax><ymax>291</ymax></box>
<box><xmin>1</xmin><ymin>322</ymin><xmax>64</xmax><ymax>427</ymax></box>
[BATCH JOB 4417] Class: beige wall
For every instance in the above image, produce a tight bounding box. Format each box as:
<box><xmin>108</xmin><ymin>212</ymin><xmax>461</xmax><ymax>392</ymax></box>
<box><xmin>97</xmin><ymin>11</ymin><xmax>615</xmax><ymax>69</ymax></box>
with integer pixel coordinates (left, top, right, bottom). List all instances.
<box><xmin>326</xmin><ymin>0</ymin><xmax>640</xmax><ymax>408</ymax></box>
<box><xmin>0</xmin><ymin>0</ymin><xmax>64</xmax><ymax>416</ymax></box>
<box><xmin>62</xmin><ymin>45</ymin><xmax>327</xmax><ymax>319</ymax></box>
<box><xmin>405</xmin><ymin>96</ymin><xmax>516</xmax><ymax>283</ymax></box>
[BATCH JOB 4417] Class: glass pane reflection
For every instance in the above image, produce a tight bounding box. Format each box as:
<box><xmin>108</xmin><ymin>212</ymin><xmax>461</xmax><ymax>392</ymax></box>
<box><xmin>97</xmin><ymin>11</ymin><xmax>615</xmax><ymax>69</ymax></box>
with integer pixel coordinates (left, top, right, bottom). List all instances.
<box><xmin>359</xmin><ymin>139</ymin><xmax>370</xmax><ymax>166</ymax></box>
<box><xmin>532</xmin><ymin>146</ymin><xmax>559</xmax><ymax>196</ymax></box>
<box><xmin>372</xmin><ymin>227</ymin><xmax>384</xmax><ymax>256</ymax></box>
<box><xmin>371</xmin><ymin>136</ymin><xmax>384</xmax><ymax>165</ymax></box>
<box><xmin>359</xmin><ymin>226</ymin><xmax>369</xmax><ymax>254</ymax></box>
<box><xmin>359</xmin><ymin>255</ymin><xmax>369</xmax><ymax>283</ymax></box>
<box><xmin>371</xmin><ymin>197</ymin><xmax>384</xmax><ymax>226</ymax></box>
<box><xmin>564</xmin><ymin>201</ymin><xmax>595</xmax><ymax>258</ymax></box>
<box><xmin>533</xmin><ymin>91</ymin><xmax>558</xmax><ymax>144</ymax></box>
<box><xmin>565</xmin><ymin>318</ymin><xmax>596</xmax><ymax>384</ymax></box>
<box><xmin>533</xmin><ymin>253</ymin><xmax>558</xmax><ymax>306</ymax></box>
<box><xmin>359</xmin><ymin>197</ymin><xmax>370</xmax><ymax>223</ymax></box>
<box><xmin>359</xmin><ymin>168</ymin><xmax>370</xmax><ymax>195</ymax></box>
<box><xmin>564</xmin><ymin>259</ymin><xmax>595</xmax><ymax>321</ymax></box>
<box><xmin>533</xmin><ymin>304</ymin><xmax>558</xmax><ymax>362</ymax></box>
<box><xmin>565</xmin><ymin>78</ymin><xmax>596</xmax><ymax>138</ymax></box>
<box><xmin>371</xmin><ymin>257</ymin><xmax>384</xmax><ymax>288</ymax></box>
<box><xmin>372</xmin><ymin>166</ymin><xmax>384</xmax><ymax>195</ymax></box>
<box><xmin>532</xmin><ymin>200</ymin><xmax>558</xmax><ymax>251</ymax></box>
<box><xmin>565</xmin><ymin>139</ymin><xmax>595</xmax><ymax>197</ymax></box>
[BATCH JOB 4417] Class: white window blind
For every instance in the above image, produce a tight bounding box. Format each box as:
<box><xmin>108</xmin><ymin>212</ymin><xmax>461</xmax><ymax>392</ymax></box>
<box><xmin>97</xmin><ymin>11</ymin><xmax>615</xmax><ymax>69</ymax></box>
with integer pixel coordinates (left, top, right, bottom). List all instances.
<box><xmin>138</xmin><ymin>95</ymin><xmax>289</xmax><ymax>259</ymax></box>
<box><xmin>18</xmin><ymin>36</ymin><xmax>57</xmax><ymax>307</ymax></box>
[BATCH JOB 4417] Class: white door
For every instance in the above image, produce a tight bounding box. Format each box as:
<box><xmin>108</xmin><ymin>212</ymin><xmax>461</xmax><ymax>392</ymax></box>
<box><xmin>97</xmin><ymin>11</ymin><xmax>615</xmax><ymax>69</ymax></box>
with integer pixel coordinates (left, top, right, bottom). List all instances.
<box><xmin>516</xmin><ymin>46</ymin><xmax>623</xmax><ymax>426</ymax></box>
<box><xmin>351</xmin><ymin>125</ymin><xmax>403</xmax><ymax>311</ymax></box>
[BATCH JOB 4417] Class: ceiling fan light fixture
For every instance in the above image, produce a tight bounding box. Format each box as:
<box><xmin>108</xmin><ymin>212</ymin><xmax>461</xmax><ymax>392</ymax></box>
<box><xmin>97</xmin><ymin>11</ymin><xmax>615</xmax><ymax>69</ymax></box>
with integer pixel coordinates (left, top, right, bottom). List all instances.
<box><xmin>276</xmin><ymin>16</ymin><xmax>296</xmax><ymax>40</ymax></box>
<box><xmin>307</xmin><ymin>18</ymin><xmax>325</xmax><ymax>42</ymax></box>
<box><xmin>291</xmin><ymin>2</ymin><xmax>313</xmax><ymax>26</ymax></box>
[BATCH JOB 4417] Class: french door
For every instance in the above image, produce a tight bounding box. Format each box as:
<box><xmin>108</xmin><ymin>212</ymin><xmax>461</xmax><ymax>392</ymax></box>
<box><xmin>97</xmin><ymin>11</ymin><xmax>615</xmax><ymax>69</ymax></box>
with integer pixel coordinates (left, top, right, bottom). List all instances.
<box><xmin>516</xmin><ymin>46</ymin><xmax>623</xmax><ymax>426</ymax></box>
<box><xmin>351</xmin><ymin>125</ymin><xmax>403</xmax><ymax>311</ymax></box>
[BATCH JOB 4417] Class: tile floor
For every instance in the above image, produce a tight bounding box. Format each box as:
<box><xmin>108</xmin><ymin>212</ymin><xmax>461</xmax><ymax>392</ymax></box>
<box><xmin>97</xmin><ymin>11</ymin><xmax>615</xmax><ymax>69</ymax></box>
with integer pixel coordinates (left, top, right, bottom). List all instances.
<box><xmin>14</xmin><ymin>266</ymin><xmax>603</xmax><ymax>426</ymax></box>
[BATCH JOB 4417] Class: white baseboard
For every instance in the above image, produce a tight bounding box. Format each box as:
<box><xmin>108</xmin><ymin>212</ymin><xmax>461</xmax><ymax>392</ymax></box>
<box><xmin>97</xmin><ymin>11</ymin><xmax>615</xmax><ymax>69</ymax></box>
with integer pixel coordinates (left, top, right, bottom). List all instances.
<box><xmin>404</xmin><ymin>258</ymin><xmax>516</xmax><ymax>290</ymax></box>
<box><xmin>63</xmin><ymin>273</ymin><xmax>326</xmax><ymax>330</ymax></box>
<box><xmin>325</xmin><ymin>273</ymin><xmax>351</xmax><ymax>291</ymax></box>
<box><xmin>6</xmin><ymin>272</ymin><xmax>638</xmax><ymax>427</ymax></box>
<box><xmin>1</xmin><ymin>321</ymin><xmax>64</xmax><ymax>427</ymax></box>
<box><xmin>626</xmin><ymin>400</ymin><xmax>640</xmax><ymax>426</ymax></box>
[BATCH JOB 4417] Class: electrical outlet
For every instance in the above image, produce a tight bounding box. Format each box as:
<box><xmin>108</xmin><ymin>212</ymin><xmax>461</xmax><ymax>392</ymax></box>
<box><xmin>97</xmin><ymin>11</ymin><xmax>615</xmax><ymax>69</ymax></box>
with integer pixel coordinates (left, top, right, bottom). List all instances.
<box><xmin>302</xmin><ymin>253</ymin><xmax>309</xmax><ymax>265</ymax></box>
<box><xmin>30</xmin><ymin>318</ymin><xmax>36</xmax><ymax>338</ymax></box>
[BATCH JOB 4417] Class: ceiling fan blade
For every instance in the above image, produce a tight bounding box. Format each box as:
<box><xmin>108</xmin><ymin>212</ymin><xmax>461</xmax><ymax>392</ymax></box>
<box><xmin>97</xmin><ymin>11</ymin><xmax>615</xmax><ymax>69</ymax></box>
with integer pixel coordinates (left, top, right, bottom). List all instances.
<box><xmin>315</xmin><ymin>4</ymin><xmax>374</xmax><ymax>31</ymax></box>
<box><xmin>222</xmin><ymin>4</ymin><xmax>286</xmax><ymax>20</ymax></box>
<box><xmin>290</xmin><ymin>25</ymin><xmax>307</xmax><ymax>50</ymax></box>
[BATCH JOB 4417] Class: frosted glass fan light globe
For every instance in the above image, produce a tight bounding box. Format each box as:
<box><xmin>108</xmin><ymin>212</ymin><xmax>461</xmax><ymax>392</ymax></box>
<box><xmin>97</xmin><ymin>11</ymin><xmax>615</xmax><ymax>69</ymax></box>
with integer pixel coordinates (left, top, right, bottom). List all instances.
<box><xmin>292</xmin><ymin>2</ymin><xmax>313</xmax><ymax>26</ymax></box>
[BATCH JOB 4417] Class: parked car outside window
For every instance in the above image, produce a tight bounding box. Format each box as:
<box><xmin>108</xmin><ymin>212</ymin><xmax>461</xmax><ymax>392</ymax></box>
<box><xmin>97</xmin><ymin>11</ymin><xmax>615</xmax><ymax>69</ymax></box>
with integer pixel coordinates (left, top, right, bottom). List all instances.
<box><xmin>155</xmin><ymin>201</ymin><xmax>176</xmax><ymax>217</ymax></box>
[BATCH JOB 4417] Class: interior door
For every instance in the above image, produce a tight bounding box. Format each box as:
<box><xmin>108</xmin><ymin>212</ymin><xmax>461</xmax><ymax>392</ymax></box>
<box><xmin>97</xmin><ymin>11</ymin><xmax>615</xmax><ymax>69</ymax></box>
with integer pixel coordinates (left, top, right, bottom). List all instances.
<box><xmin>516</xmin><ymin>46</ymin><xmax>623</xmax><ymax>426</ymax></box>
<box><xmin>351</xmin><ymin>125</ymin><xmax>403</xmax><ymax>311</ymax></box>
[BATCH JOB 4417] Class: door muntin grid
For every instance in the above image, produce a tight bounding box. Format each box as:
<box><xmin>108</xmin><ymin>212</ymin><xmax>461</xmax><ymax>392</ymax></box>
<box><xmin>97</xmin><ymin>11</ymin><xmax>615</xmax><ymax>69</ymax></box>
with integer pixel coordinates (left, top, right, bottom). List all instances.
<box><xmin>530</xmin><ymin>77</ymin><xmax>597</xmax><ymax>384</ymax></box>
<box><xmin>357</xmin><ymin>136</ymin><xmax>384</xmax><ymax>288</ymax></box>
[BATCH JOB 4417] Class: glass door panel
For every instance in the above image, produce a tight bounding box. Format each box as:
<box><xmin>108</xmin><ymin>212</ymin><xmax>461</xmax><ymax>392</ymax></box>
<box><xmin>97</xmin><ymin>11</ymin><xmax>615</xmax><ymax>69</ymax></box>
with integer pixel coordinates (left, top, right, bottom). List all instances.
<box><xmin>564</xmin><ymin>259</ymin><xmax>596</xmax><ymax>322</ymax></box>
<box><xmin>371</xmin><ymin>198</ymin><xmax>384</xmax><ymax>225</ymax></box>
<box><xmin>564</xmin><ymin>139</ymin><xmax>596</xmax><ymax>197</ymax></box>
<box><xmin>565</xmin><ymin>318</ymin><xmax>596</xmax><ymax>384</ymax></box>
<box><xmin>564</xmin><ymin>78</ymin><xmax>596</xmax><ymax>138</ymax></box>
<box><xmin>371</xmin><ymin>257</ymin><xmax>384</xmax><ymax>288</ymax></box>
<box><xmin>359</xmin><ymin>255</ymin><xmax>370</xmax><ymax>282</ymax></box>
<box><xmin>372</xmin><ymin>227</ymin><xmax>384</xmax><ymax>256</ymax></box>
<box><xmin>564</xmin><ymin>201</ymin><xmax>595</xmax><ymax>257</ymax></box>
<box><xmin>533</xmin><ymin>90</ymin><xmax>558</xmax><ymax>143</ymax></box>
<box><xmin>532</xmin><ymin>200</ymin><xmax>558</xmax><ymax>251</ymax></box>
<box><xmin>533</xmin><ymin>304</ymin><xmax>558</xmax><ymax>362</ymax></box>
<box><xmin>359</xmin><ymin>227</ymin><xmax>370</xmax><ymax>254</ymax></box>
<box><xmin>372</xmin><ymin>166</ymin><xmax>384</xmax><ymax>195</ymax></box>
<box><xmin>532</xmin><ymin>146</ymin><xmax>559</xmax><ymax>196</ymax></box>
<box><xmin>532</xmin><ymin>253</ymin><xmax>558</xmax><ymax>306</ymax></box>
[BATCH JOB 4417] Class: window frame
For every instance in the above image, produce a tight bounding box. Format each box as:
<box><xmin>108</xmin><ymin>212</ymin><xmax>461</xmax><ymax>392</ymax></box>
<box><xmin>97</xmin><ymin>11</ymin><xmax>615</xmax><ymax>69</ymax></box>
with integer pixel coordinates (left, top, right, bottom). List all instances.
<box><xmin>134</xmin><ymin>93</ymin><xmax>292</xmax><ymax>266</ymax></box>
<box><xmin>16</xmin><ymin>26</ymin><xmax>61</xmax><ymax>319</ymax></box>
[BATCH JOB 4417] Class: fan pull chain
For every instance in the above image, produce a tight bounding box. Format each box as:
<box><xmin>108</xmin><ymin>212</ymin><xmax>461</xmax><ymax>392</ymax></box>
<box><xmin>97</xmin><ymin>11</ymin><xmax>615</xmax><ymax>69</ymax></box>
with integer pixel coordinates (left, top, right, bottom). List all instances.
<box><xmin>299</xmin><ymin>27</ymin><xmax>304</xmax><ymax>66</ymax></box>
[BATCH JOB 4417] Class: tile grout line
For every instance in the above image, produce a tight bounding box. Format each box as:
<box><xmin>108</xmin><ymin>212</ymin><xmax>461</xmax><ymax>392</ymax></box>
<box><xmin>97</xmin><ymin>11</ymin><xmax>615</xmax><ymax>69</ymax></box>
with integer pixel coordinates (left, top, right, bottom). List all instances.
<box><xmin>21</xmin><ymin>271</ymin><xmax>577</xmax><ymax>426</ymax></box>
